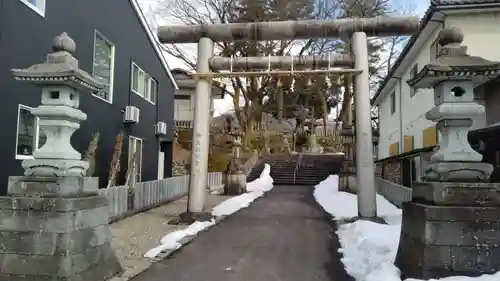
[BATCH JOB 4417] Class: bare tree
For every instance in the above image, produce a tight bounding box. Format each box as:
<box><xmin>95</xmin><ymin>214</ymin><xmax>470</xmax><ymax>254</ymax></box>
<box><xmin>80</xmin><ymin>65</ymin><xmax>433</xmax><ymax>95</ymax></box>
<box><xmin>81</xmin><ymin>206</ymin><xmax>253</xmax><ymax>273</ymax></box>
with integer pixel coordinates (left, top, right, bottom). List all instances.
<box><xmin>157</xmin><ymin>0</ymin><xmax>415</xmax><ymax>140</ymax></box>
<box><xmin>371</xmin><ymin>3</ymin><xmax>415</xmax><ymax>88</ymax></box>
<box><xmin>157</xmin><ymin>0</ymin><xmax>340</xmax><ymax>144</ymax></box>
<box><xmin>335</xmin><ymin>0</ymin><xmax>415</xmax><ymax>123</ymax></box>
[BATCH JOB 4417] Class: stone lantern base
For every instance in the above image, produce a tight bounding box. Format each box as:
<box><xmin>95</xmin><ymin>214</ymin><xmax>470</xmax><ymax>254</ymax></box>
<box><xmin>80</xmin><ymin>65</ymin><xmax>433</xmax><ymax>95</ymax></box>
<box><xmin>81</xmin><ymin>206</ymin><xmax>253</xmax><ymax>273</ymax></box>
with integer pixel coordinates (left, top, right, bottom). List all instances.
<box><xmin>338</xmin><ymin>161</ymin><xmax>357</xmax><ymax>193</ymax></box>
<box><xmin>395</xmin><ymin>181</ymin><xmax>500</xmax><ymax>279</ymax></box>
<box><xmin>0</xmin><ymin>177</ymin><xmax>123</xmax><ymax>281</ymax></box>
<box><xmin>224</xmin><ymin>157</ymin><xmax>247</xmax><ymax>195</ymax></box>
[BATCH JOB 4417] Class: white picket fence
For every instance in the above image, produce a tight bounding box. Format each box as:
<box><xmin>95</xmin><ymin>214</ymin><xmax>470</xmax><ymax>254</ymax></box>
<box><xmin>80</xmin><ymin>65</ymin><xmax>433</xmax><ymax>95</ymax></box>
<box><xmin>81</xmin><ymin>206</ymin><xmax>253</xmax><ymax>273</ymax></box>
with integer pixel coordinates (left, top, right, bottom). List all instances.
<box><xmin>98</xmin><ymin>172</ymin><xmax>224</xmax><ymax>222</ymax></box>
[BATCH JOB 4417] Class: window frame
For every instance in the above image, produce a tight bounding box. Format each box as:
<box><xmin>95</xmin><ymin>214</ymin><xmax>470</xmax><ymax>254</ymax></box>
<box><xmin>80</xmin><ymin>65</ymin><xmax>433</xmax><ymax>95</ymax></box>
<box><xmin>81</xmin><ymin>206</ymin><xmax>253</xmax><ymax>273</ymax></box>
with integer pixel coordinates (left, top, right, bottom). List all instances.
<box><xmin>92</xmin><ymin>30</ymin><xmax>115</xmax><ymax>104</ymax></box>
<box><xmin>131</xmin><ymin>62</ymin><xmax>157</xmax><ymax>104</ymax></box>
<box><xmin>20</xmin><ymin>0</ymin><xmax>46</xmax><ymax>17</ymax></box>
<box><xmin>390</xmin><ymin>91</ymin><xmax>396</xmax><ymax>115</ymax></box>
<box><xmin>410</xmin><ymin>64</ymin><xmax>418</xmax><ymax>97</ymax></box>
<box><xmin>128</xmin><ymin>136</ymin><xmax>144</xmax><ymax>183</ymax></box>
<box><xmin>15</xmin><ymin>104</ymin><xmax>45</xmax><ymax>160</ymax></box>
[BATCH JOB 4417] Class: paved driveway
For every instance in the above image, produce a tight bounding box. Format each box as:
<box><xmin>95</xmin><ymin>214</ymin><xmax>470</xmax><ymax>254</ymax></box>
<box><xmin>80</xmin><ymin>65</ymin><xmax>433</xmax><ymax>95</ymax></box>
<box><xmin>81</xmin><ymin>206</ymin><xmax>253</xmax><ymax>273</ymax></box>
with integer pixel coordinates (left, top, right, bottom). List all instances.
<box><xmin>131</xmin><ymin>185</ymin><xmax>353</xmax><ymax>281</ymax></box>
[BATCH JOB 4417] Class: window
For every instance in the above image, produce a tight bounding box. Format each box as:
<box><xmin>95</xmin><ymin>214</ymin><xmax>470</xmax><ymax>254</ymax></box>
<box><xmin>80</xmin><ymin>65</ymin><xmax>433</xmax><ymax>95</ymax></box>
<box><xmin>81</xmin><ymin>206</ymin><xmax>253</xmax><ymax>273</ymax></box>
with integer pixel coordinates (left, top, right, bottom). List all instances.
<box><xmin>16</xmin><ymin>105</ymin><xmax>47</xmax><ymax>159</ymax></box>
<box><xmin>390</xmin><ymin>92</ymin><xmax>396</xmax><ymax>115</ymax></box>
<box><xmin>128</xmin><ymin>136</ymin><xmax>143</xmax><ymax>183</ymax></box>
<box><xmin>20</xmin><ymin>0</ymin><xmax>46</xmax><ymax>16</ymax></box>
<box><xmin>92</xmin><ymin>31</ymin><xmax>115</xmax><ymax>103</ymax></box>
<box><xmin>131</xmin><ymin>63</ymin><xmax>157</xmax><ymax>104</ymax></box>
<box><xmin>410</xmin><ymin>64</ymin><xmax>418</xmax><ymax>97</ymax></box>
<box><xmin>174</xmin><ymin>94</ymin><xmax>190</xmax><ymax>100</ymax></box>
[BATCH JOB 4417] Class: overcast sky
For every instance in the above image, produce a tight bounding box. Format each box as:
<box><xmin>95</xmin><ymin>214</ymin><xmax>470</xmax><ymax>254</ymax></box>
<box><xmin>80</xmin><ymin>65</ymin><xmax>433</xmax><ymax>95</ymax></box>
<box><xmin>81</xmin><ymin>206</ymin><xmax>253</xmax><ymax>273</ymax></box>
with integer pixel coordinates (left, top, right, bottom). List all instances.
<box><xmin>139</xmin><ymin>0</ymin><xmax>430</xmax><ymax>117</ymax></box>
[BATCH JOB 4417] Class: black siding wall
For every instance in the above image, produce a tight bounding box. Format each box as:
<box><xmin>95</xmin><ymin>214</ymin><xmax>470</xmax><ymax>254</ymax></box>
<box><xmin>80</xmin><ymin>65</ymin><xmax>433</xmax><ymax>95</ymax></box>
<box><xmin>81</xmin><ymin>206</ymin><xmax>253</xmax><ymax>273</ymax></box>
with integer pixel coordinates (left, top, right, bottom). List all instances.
<box><xmin>0</xmin><ymin>0</ymin><xmax>175</xmax><ymax>193</ymax></box>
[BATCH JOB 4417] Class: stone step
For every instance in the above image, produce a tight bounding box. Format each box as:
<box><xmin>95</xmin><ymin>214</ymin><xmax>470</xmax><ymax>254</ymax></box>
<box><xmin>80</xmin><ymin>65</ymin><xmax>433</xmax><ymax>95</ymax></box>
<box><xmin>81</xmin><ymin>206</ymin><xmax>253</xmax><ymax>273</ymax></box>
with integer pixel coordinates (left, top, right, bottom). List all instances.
<box><xmin>248</xmin><ymin>154</ymin><xmax>343</xmax><ymax>185</ymax></box>
<box><xmin>298</xmin><ymin>172</ymin><xmax>332</xmax><ymax>176</ymax></box>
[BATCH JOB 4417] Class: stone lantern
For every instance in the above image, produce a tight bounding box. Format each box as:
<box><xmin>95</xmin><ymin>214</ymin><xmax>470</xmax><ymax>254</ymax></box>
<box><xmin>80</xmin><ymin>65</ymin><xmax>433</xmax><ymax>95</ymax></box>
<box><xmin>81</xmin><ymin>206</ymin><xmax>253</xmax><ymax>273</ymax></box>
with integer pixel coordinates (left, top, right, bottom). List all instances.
<box><xmin>1</xmin><ymin>33</ymin><xmax>122</xmax><ymax>280</ymax></box>
<box><xmin>338</xmin><ymin>121</ymin><xmax>356</xmax><ymax>192</ymax></box>
<box><xmin>305</xmin><ymin>119</ymin><xmax>323</xmax><ymax>153</ymax></box>
<box><xmin>224</xmin><ymin>116</ymin><xmax>247</xmax><ymax>195</ymax></box>
<box><xmin>11</xmin><ymin>32</ymin><xmax>100</xmax><ymax>182</ymax></box>
<box><xmin>395</xmin><ymin>27</ymin><xmax>500</xmax><ymax>279</ymax></box>
<box><xmin>413</xmin><ymin>30</ymin><xmax>497</xmax><ymax>182</ymax></box>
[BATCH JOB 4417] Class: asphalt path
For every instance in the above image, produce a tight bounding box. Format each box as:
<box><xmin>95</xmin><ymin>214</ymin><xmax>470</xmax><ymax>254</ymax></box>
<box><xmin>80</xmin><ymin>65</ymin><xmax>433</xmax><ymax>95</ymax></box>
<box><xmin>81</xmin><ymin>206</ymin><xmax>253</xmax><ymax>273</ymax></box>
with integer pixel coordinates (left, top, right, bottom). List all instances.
<box><xmin>131</xmin><ymin>185</ymin><xmax>353</xmax><ymax>281</ymax></box>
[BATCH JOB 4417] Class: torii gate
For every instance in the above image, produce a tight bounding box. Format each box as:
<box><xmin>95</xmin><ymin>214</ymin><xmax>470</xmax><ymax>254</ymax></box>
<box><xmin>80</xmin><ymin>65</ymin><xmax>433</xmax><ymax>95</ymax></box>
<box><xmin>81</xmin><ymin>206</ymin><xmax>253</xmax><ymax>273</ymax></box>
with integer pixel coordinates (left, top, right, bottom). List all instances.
<box><xmin>158</xmin><ymin>16</ymin><xmax>420</xmax><ymax>221</ymax></box>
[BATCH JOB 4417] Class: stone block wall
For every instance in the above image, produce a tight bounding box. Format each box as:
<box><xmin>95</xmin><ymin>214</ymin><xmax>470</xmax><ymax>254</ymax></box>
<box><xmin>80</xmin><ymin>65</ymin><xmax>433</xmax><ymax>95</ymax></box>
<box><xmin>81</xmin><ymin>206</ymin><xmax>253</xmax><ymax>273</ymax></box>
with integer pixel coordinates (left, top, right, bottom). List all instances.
<box><xmin>0</xmin><ymin>196</ymin><xmax>122</xmax><ymax>280</ymax></box>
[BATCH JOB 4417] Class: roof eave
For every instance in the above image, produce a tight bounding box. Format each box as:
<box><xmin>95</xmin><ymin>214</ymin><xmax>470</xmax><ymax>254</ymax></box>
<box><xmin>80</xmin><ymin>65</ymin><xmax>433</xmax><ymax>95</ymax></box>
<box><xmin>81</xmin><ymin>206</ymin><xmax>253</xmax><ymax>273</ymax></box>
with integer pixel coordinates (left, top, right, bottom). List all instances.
<box><xmin>129</xmin><ymin>0</ymin><xmax>179</xmax><ymax>90</ymax></box>
<box><xmin>371</xmin><ymin>8</ymin><xmax>436</xmax><ymax>106</ymax></box>
<box><xmin>371</xmin><ymin>2</ymin><xmax>500</xmax><ymax>106</ymax></box>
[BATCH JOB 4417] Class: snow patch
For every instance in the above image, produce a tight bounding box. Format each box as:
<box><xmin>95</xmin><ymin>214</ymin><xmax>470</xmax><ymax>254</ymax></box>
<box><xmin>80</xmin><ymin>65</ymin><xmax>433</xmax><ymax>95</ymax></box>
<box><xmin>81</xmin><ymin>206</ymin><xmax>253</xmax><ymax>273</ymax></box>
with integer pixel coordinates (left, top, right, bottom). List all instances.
<box><xmin>143</xmin><ymin>220</ymin><xmax>215</xmax><ymax>258</ymax></box>
<box><xmin>313</xmin><ymin>175</ymin><xmax>401</xmax><ymax>224</ymax></box>
<box><xmin>144</xmin><ymin>164</ymin><xmax>274</xmax><ymax>258</ymax></box>
<box><xmin>313</xmin><ymin>175</ymin><xmax>500</xmax><ymax>281</ymax></box>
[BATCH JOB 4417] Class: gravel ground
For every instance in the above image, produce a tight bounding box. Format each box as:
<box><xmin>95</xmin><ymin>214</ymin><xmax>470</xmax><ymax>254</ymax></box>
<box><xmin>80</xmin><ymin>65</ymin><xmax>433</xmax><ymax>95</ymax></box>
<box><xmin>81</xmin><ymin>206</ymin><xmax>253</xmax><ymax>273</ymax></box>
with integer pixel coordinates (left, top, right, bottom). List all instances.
<box><xmin>109</xmin><ymin>193</ymin><xmax>231</xmax><ymax>281</ymax></box>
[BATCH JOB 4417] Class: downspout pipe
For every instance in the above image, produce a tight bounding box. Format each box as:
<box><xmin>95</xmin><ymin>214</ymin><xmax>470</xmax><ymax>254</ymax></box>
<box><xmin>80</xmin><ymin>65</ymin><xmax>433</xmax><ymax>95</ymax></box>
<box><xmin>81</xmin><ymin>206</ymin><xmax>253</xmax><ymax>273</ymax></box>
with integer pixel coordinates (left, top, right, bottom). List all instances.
<box><xmin>393</xmin><ymin>77</ymin><xmax>404</xmax><ymax>154</ymax></box>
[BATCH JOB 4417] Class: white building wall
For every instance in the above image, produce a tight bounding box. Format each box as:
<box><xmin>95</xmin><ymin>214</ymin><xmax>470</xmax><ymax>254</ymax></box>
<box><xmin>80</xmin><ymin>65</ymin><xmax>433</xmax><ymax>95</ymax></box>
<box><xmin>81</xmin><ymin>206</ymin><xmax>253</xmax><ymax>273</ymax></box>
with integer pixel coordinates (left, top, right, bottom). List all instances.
<box><xmin>399</xmin><ymin>26</ymin><xmax>441</xmax><ymax>154</ymax></box>
<box><xmin>174</xmin><ymin>89</ymin><xmax>216</xmax><ymax>122</ymax></box>
<box><xmin>447</xmin><ymin>11</ymin><xmax>500</xmax><ymax>129</ymax></box>
<box><xmin>378</xmin><ymin>83</ymin><xmax>400</xmax><ymax>159</ymax></box>
<box><xmin>376</xmin><ymin>10</ymin><xmax>500</xmax><ymax>159</ymax></box>
<box><xmin>174</xmin><ymin>99</ymin><xmax>194</xmax><ymax>121</ymax></box>
<box><xmin>448</xmin><ymin>12</ymin><xmax>500</xmax><ymax>62</ymax></box>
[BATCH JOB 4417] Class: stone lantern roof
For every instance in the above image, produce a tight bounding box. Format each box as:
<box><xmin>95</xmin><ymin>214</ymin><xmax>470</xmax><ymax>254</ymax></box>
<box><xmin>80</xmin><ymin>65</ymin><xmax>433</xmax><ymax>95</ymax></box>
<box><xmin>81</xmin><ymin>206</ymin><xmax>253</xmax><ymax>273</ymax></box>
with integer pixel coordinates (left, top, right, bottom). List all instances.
<box><xmin>11</xmin><ymin>32</ymin><xmax>104</xmax><ymax>91</ymax></box>
<box><xmin>407</xmin><ymin>27</ymin><xmax>500</xmax><ymax>89</ymax></box>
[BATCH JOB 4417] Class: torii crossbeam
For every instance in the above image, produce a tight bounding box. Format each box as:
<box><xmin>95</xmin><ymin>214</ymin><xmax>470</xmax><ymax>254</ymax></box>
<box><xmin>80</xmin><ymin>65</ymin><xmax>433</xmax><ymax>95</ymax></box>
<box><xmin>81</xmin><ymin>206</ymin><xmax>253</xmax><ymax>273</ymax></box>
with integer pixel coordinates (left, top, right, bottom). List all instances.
<box><xmin>158</xmin><ymin>16</ymin><xmax>420</xmax><ymax>43</ymax></box>
<box><xmin>210</xmin><ymin>54</ymin><xmax>353</xmax><ymax>70</ymax></box>
<box><xmin>200</xmin><ymin>54</ymin><xmax>358</xmax><ymax>77</ymax></box>
<box><xmin>159</xmin><ymin>16</ymin><xmax>420</xmax><ymax>222</ymax></box>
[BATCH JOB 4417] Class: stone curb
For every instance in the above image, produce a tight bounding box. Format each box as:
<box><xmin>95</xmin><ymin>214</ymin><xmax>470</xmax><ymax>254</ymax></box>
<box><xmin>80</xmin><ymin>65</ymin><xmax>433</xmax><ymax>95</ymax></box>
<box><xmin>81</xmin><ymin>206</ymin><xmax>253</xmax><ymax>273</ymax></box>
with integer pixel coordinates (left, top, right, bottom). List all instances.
<box><xmin>109</xmin><ymin>191</ymin><xmax>269</xmax><ymax>281</ymax></box>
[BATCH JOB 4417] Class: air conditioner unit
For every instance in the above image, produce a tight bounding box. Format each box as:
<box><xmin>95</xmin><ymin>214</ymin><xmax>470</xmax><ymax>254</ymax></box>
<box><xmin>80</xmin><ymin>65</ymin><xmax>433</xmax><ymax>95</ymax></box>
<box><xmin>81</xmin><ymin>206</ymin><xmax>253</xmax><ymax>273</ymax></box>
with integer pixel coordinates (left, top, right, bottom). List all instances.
<box><xmin>155</xmin><ymin>121</ymin><xmax>167</xmax><ymax>135</ymax></box>
<box><xmin>123</xmin><ymin>106</ymin><xmax>140</xmax><ymax>124</ymax></box>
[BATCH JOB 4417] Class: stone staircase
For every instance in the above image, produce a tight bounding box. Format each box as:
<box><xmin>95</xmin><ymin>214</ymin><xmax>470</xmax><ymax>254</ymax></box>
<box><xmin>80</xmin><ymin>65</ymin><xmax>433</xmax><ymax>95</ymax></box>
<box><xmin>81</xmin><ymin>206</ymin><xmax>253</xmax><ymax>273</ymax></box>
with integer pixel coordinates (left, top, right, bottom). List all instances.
<box><xmin>268</xmin><ymin>154</ymin><xmax>299</xmax><ymax>185</ymax></box>
<box><xmin>295</xmin><ymin>154</ymin><xmax>343</xmax><ymax>185</ymax></box>
<box><xmin>246</xmin><ymin>153</ymin><xmax>344</xmax><ymax>186</ymax></box>
<box><xmin>246</xmin><ymin>159</ymin><xmax>266</xmax><ymax>182</ymax></box>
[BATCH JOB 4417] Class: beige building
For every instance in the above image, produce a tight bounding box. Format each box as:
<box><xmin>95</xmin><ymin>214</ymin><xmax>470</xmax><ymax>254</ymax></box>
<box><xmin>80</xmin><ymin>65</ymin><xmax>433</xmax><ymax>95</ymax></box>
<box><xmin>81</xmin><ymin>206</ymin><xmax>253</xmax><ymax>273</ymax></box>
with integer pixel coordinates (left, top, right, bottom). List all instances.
<box><xmin>372</xmin><ymin>1</ymin><xmax>500</xmax><ymax>160</ymax></box>
<box><xmin>172</xmin><ymin>69</ymin><xmax>224</xmax><ymax>128</ymax></box>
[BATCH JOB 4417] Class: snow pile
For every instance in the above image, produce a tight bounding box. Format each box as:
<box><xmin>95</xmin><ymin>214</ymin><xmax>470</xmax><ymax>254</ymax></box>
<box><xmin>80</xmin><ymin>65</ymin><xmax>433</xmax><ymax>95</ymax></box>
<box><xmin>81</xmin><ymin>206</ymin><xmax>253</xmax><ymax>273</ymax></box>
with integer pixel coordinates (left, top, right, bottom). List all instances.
<box><xmin>144</xmin><ymin>164</ymin><xmax>274</xmax><ymax>258</ymax></box>
<box><xmin>313</xmin><ymin>175</ymin><xmax>401</xmax><ymax>224</ymax></box>
<box><xmin>212</xmin><ymin>164</ymin><xmax>274</xmax><ymax>216</ymax></box>
<box><xmin>313</xmin><ymin>175</ymin><xmax>500</xmax><ymax>281</ymax></box>
<box><xmin>338</xmin><ymin>220</ymin><xmax>402</xmax><ymax>281</ymax></box>
<box><xmin>143</xmin><ymin>220</ymin><xmax>215</xmax><ymax>258</ymax></box>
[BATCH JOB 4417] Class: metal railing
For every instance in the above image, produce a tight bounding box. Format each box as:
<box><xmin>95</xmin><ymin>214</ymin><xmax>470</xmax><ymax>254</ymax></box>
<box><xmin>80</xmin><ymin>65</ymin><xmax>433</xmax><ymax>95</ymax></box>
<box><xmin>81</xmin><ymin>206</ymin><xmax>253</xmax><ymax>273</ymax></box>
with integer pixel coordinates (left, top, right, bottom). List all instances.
<box><xmin>175</xmin><ymin>120</ymin><xmax>194</xmax><ymax>128</ymax></box>
<box><xmin>98</xmin><ymin>172</ymin><xmax>223</xmax><ymax>222</ymax></box>
<box><xmin>293</xmin><ymin>154</ymin><xmax>303</xmax><ymax>183</ymax></box>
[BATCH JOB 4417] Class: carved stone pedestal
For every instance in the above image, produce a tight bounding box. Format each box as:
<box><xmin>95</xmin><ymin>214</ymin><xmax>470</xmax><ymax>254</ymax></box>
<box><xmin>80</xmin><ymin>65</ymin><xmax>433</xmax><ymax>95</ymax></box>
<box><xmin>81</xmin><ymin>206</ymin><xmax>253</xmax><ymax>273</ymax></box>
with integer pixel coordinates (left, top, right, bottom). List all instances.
<box><xmin>0</xmin><ymin>178</ymin><xmax>122</xmax><ymax>281</ymax></box>
<box><xmin>8</xmin><ymin>176</ymin><xmax>98</xmax><ymax>196</ymax></box>
<box><xmin>224</xmin><ymin>158</ymin><xmax>247</xmax><ymax>195</ymax></box>
<box><xmin>395</xmin><ymin>182</ymin><xmax>500</xmax><ymax>279</ymax></box>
